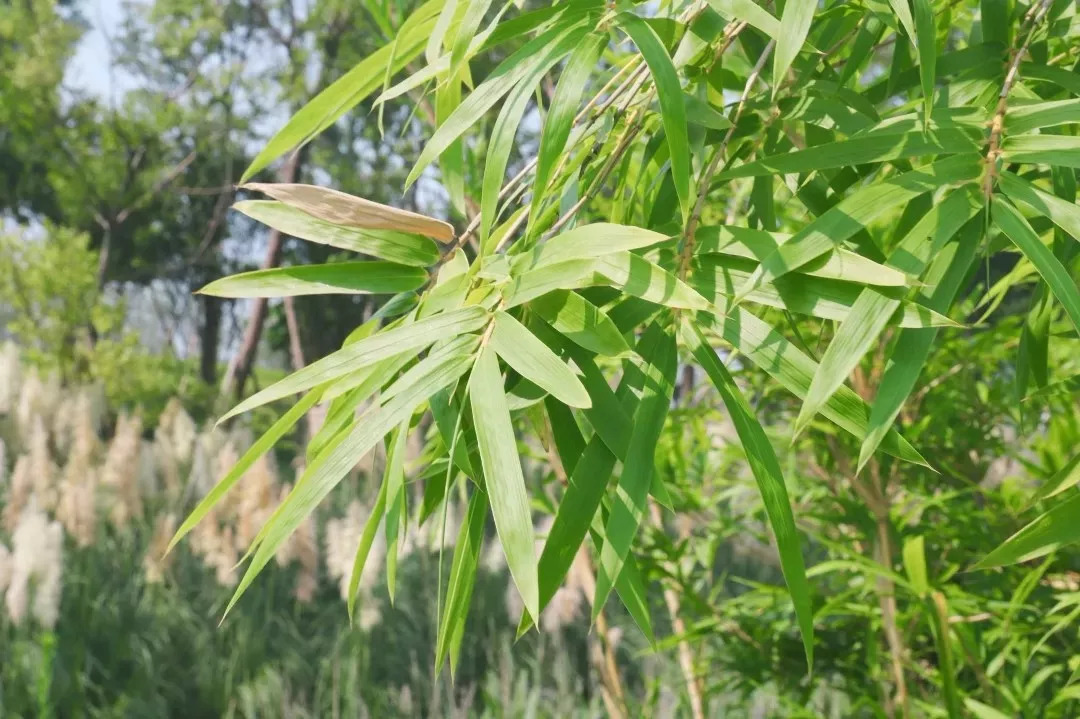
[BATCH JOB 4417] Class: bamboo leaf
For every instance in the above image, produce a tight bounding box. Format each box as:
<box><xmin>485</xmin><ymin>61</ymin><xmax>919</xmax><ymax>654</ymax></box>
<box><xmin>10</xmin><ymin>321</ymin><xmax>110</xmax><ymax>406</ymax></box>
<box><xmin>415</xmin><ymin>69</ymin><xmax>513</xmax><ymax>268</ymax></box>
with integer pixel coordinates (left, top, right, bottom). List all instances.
<box><xmin>530</xmin><ymin>290</ymin><xmax>631</xmax><ymax>357</ymax></box>
<box><xmin>468</xmin><ymin>344</ymin><xmax>539</xmax><ymax>620</ymax></box>
<box><xmin>1002</xmin><ymin>134</ymin><xmax>1080</xmax><ymax>168</ymax></box>
<box><xmin>594</xmin><ymin>251</ymin><xmax>712</xmax><ymax>310</ymax></box>
<box><xmin>706</xmin><ymin>0</ymin><xmax>779</xmax><ymax>36</ymax></box>
<box><xmin>1030</xmin><ymin>451</ymin><xmax>1080</xmax><ymax>505</ymax></box>
<box><xmin>619</xmin><ymin>13</ymin><xmax>692</xmax><ymax>222</ymax></box>
<box><xmin>976</xmin><ymin>492</ymin><xmax>1080</xmax><ymax>569</ymax></box>
<box><xmin>1006</xmin><ymin>98</ymin><xmax>1080</xmax><ymax>135</ymax></box>
<box><xmin>992</xmin><ymin>196</ymin><xmax>1080</xmax><ymax>335</ymax></box>
<box><xmin>683</xmin><ymin>319</ymin><xmax>814</xmax><ymax>670</ymax></box>
<box><xmin>999</xmin><ymin>171</ymin><xmax>1080</xmax><ymax>243</ymax></box>
<box><xmin>912</xmin><ymin>0</ymin><xmax>936</xmax><ymax>124</ymax></box>
<box><xmin>220</xmin><ymin>306</ymin><xmax>487</xmax><ymax>422</ymax></box>
<box><xmin>490</xmin><ymin>311</ymin><xmax>591</xmax><ymax>408</ymax></box>
<box><xmin>593</xmin><ymin>323</ymin><xmax>677</xmax><ymax>616</ymax></box>
<box><xmin>347</xmin><ymin>477</ymin><xmax>389</xmax><ymax>620</ymax></box>
<box><xmin>234</xmin><ymin>201</ymin><xmax>440</xmax><ymax>266</ymax></box>
<box><xmin>773</xmin><ymin>0</ymin><xmax>816</xmax><ymax>92</ymax></box>
<box><xmin>513</xmin><ymin>223</ymin><xmax>670</xmax><ymax>272</ymax></box>
<box><xmin>384</xmin><ymin>420</ymin><xmax>410</xmax><ymax>603</ymax></box>
<box><xmin>435</xmin><ymin>488</ymin><xmax>489</xmax><ymax>678</ymax></box>
<box><xmin>198</xmin><ymin>262</ymin><xmax>427</xmax><ymax>298</ymax></box>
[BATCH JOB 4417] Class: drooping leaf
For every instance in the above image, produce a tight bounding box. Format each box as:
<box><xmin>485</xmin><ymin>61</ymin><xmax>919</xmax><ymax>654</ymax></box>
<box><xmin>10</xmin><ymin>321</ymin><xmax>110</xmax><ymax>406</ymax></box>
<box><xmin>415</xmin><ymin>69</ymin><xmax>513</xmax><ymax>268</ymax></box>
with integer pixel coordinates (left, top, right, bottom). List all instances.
<box><xmin>999</xmin><ymin>171</ymin><xmax>1080</xmax><ymax>243</ymax></box>
<box><xmin>468</xmin><ymin>344</ymin><xmax>539</xmax><ymax>620</ymax></box>
<box><xmin>975</xmin><ymin>492</ymin><xmax>1080</xmax><ymax>569</ymax></box>
<box><xmin>683</xmin><ymin>319</ymin><xmax>814</xmax><ymax>669</ymax></box>
<box><xmin>529</xmin><ymin>290</ymin><xmax>631</xmax><ymax>357</ymax></box>
<box><xmin>912</xmin><ymin>0</ymin><xmax>937</xmax><ymax>124</ymax></box>
<box><xmin>435</xmin><ymin>488</ymin><xmax>489</xmax><ymax>678</ymax></box>
<box><xmin>198</xmin><ymin>262</ymin><xmax>427</xmax><ymax>298</ymax></box>
<box><xmin>383</xmin><ymin>420</ymin><xmax>410</xmax><ymax>603</ymax></box>
<box><xmin>490</xmin><ymin>311</ymin><xmax>591</xmax><ymax>408</ymax></box>
<box><xmin>347</xmin><ymin>476</ymin><xmax>389</xmax><ymax>620</ymax></box>
<box><xmin>706</xmin><ymin>0</ymin><xmax>779</xmax><ymax>36</ymax></box>
<box><xmin>992</xmin><ymin>195</ymin><xmax>1080</xmax><ymax>335</ymax></box>
<box><xmin>619</xmin><ymin>13</ymin><xmax>692</xmax><ymax>222</ymax></box>
<box><xmin>773</xmin><ymin>0</ymin><xmax>816</xmax><ymax>92</ymax></box>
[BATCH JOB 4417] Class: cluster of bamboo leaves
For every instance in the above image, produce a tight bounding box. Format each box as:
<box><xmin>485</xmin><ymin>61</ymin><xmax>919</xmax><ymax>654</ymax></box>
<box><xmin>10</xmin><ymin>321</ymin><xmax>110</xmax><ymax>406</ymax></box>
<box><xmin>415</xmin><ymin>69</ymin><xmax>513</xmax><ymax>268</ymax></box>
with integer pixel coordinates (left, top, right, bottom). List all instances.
<box><xmin>172</xmin><ymin>0</ymin><xmax>1080</xmax><ymax>673</ymax></box>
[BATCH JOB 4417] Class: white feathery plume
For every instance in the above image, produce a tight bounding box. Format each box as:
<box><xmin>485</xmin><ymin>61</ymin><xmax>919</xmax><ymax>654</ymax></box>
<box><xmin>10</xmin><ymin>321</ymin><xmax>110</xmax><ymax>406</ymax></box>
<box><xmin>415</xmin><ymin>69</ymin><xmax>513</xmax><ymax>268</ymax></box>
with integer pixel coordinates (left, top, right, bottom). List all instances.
<box><xmin>5</xmin><ymin>503</ymin><xmax>64</xmax><ymax>629</ymax></box>
<box><xmin>0</xmin><ymin>341</ymin><xmax>20</xmax><ymax>414</ymax></box>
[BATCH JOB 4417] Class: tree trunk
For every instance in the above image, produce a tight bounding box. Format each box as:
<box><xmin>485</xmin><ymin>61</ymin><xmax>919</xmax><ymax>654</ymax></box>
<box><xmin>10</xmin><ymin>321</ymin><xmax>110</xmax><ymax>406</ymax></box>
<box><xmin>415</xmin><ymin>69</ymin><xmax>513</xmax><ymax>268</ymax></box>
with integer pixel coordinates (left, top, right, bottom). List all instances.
<box><xmin>199</xmin><ymin>294</ymin><xmax>222</xmax><ymax>384</ymax></box>
<box><xmin>219</xmin><ymin>152</ymin><xmax>299</xmax><ymax>399</ymax></box>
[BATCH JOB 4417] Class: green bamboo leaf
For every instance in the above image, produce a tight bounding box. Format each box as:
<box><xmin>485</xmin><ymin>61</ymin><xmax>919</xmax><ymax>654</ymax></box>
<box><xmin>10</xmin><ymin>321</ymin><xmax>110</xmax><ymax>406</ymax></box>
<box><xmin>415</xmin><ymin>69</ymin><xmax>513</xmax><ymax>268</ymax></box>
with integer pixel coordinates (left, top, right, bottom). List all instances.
<box><xmin>347</xmin><ymin>477</ymin><xmax>389</xmax><ymax>620</ymax></box>
<box><xmin>1026</xmin><ymin>373</ymin><xmax>1080</xmax><ymax>400</ymax></box>
<box><xmin>220</xmin><ymin>306</ymin><xmax>487</xmax><ymax>422</ymax></box>
<box><xmin>528</xmin><ymin>35</ymin><xmax>606</xmax><ymax>238</ymax></box>
<box><xmin>992</xmin><ymin>196</ymin><xmax>1080</xmax><ymax>335</ymax></box>
<box><xmin>241</xmin><ymin>0</ymin><xmax>442</xmax><ymax>182</ymax></box>
<box><xmin>683</xmin><ymin>320</ymin><xmax>814</xmax><ymax>670</ymax></box>
<box><xmin>449</xmin><ymin>0</ymin><xmax>494</xmax><ymax>74</ymax></box>
<box><xmin>468</xmin><ymin>344</ymin><xmax>539</xmax><ymax>620</ymax></box>
<box><xmin>887</xmin><ymin>0</ymin><xmax>917</xmax><ymax>45</ymax></box>
<box><xmin>901</xmin><ymin>535</ymin><xmax>929</xmax><ymax>596</ymax></box>
<box><xmin>383</xmin><ymin>420</ymin><xmax>410</xmax><ymax>603</ymax></box>
<box><xmin>168</xmin><ymin>390</ymin><xmax>322</xmax><ymax>554</ymax></box>
<box><xmin>426</xmin><ymin>0</ymin><xmax>460</xmax><ymax>66</ymax></box>
<box><xmin>975</xmin><ymin>492</ymin><xmax>1080</xmax><ymax>569</ymax></box>
<box><xmin>435</xmin><ymin>488</ymin><xmax>489</xmax><ymax>678</ymax></box>
<box><xmin>490</xmin><ymin>311</ymin><xmax>591</xmax><ymax>408</ymax></box>
<box><xmin>699</xmin><ymin>309</ymin><xmax>927</xmax><ymax>465</ymax></box>
<box><xmin>234</xmin><ymin>201</ymin><xmax>440</xmax><ymax>266</ymax></box>
<box><xmin>999</xmin><ymin>171</ymin><xmax>1080</xmax><ymax>243</ymax></box>
<box><xmin>706</xmin><ymin>0</ymin><xmax>779</xmax><ymax>36</ymax></box>
<box><xmin>691</xmin><ymin>256</ymin><xmax>955</xmax><ymax>326</ymax></box>
<box><xmin>588</xmin><ymin>512</ymin><xmax>654</xmax><ymax>643</ymax></box>
<box><xmin>1002</xmin><ymin>134</ymin><xmax>1080</xmax><ymax>168</ymax></box>
<box><xmin>593</xmin><ymin>323</ymin><xmax>677</xmax><ymax>617</ymax></box>
<box><xmin>734</xmin><ymin>154</ymin><xmax>982</xmax><ymax>302</ymax></box>
<box><xmin>502</xmin><ymin>259</ymin><xmax>599</xmax><ymax>308</ymax></box>
<box><xmin>964</xmin><ymin>699</ymin><xmax>1012</xmax><ymax>719</ymax></box>
<box><xmin>406</xmin><ymin>22</ymin><xmax>588</xmax><ymax>189</ymax></box>
<box><xmin>716</xmin><ymin>128</ymin><xmax>981</xmax><ymax>180</ymax></box>
<box><xmin>695</xmin><ymin>225</ymin><xmax>903</xmax><ymax>285</ymax></box>
<box><xmin>198</xmin><ymin>262</ymin><xmax>427</xmax><ymax>299</ymax></box>
<box><xmin>1006</xmin><ymin>98</ymin><xmax>1080</xmax><ymax>135</ymax></box>
<box><xmin>1030</xmin><ymin>451</ymin><xmax>1080</xmax><ymax>505</ymax></box>
<box><xmin>619</xmin><ymin>13</ymin><xmax>692</xmax><ymax>222</ymax></box>
<box><xmin>225</xmin><ymin>340</ymin><xmax>476</xmax><ymax>619</ymax></box>
<box><xmin>530</xmin><ymin>290</ymin><xmax>631</xmax><ymax>357</ymax></box>
<box><xmin>857</xmin><ymin>217</ymin><xmax>982</xmax><ymax>470</ymax></box>
<box><xmin>773</xmin><ymin>0</ymin><xmax>816</xmax><ymax>92</ymax></box>
<box><xmin>684</xmin><ymin>93</ymin><xmax>733</xmax><ymax>130</ymax></box>
<box><xmin>912</xmin><ymin>0</ymin><xmax>936</xmax><ymax>124</ymax></box>
<box><xmin>794</xmin><ymin>190</ymin><xmax>980</xmax><ymax>438</ymax></box>
<box><xmin>513</xmin><ymin>223</ymin><xmax>670</xmax><ymax>272</ymax></box>
<box><xmin>594</xmin><ymin>251</ymin><xmax>712</xmax><ymax>310</ymax></box>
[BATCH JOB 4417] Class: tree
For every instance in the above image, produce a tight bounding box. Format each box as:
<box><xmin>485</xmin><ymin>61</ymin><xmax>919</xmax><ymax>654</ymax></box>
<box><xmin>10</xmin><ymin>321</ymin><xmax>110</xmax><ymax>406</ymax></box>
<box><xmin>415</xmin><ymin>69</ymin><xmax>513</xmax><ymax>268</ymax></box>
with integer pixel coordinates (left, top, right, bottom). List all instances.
<box><xmin>175</xmin><ymin>0</ymin><xmax>1080</xmax><ymax>713</ymax></box>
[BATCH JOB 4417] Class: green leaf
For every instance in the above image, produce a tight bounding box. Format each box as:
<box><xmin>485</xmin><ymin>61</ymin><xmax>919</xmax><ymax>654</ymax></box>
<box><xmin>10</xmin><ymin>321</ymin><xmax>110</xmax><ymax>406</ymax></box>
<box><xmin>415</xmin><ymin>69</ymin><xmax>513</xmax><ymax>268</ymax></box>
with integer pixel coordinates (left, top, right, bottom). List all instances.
<box><xmin>168</xmin><ymin>390</ymin><xmax>322</xmax><ymax>555</ymax></box>
<box><xmin>992</xmin><ymin>196</ymin><xmax>1080</xmax><ymax>335</ymax></box>
<box><xmin>716</xmin><ymin>128</ymin><xmax>982</xmax><ymax>179</ymax></box>
<box><xmin>406</xmin><ymin>21</ymin><xmax>588</xmax><ymax>189</ymax></box>
<box><xmin>1030</xmin><ymin>451</ymin><xmax>1080</xmax><ymax>504</ymax></box>
<box><xmin>733</xmin><ymin>154</ymin><xmax>982</xmax><ymax>301</ymax></box>
<box><xmin>513</xmin><ymin>222</ymin><xmax>670</xmax><ymax>272</ymax></box>
<box><xmin>468</xmin><ymin>344</ymin><xmax>539</xmax><ymax>620</ymax></box>
<box><xmin>912</xmin><ymin>0</ymin><xmax>936</xmax><ymax>124</ymax></box>
<box><xmin>1002</xmin><ymin>134</ymin><xmax>1080</xmax><ymax>168</ymax></box>
<box><xmin>964</xmin><ymin>699</ymin><xmax>1013</xmax><ymax>719</ymax></box>
<box><xmin>220</xmin><ymin>306</ymin><xmax>488</xmax><ymax>422</ymax></box>
<box><xmin>435</xmin><ymin>488</ymin><xmax>488</xmax><ymax>678</ymax></box>
<box><xmin>502</xmin><ymin>259</ymin><xmax>598</xmax><ymax>307</ymax></box>
<box><xmin>619</xmin><ymin>13</ymin><xmax>692</xmax><ymax>222</ymax></box>
<box><xmin>528</xmin><ymin>35</ymin><xmax>606</xmax><ymax>238</ymax></box>
<box><xmin>1006</xmin><ymin>98</ymin><xmax>1080</xmax><ymax>135</ymax></box>
<box><xmin>347</xmin><ymin>476</ymin><xmax>389</xmax><ymax>620</ymax></box>
<box><xmin>902</xmin><ymin>535</ymin><xmax>929</xmax><ymax>596</ymax></box>
<box><xmin>794</xmin><ymin>189</ymin><xmax>980</xmax><ymax>437</ymax></box>
<box><xmin>241</xmin><ymin>0</ymin><xmax>442</xmax><ymax>182</ymax></box>
<box><xmin>529</xmin><ymin>290</ymin><xmax>631</xmax><ymax>357</ymax></box>
<box><xmin>383</xmin><ymin>420</ymin><xmax>410</xmax><ymax>603</ymax></box>
<box><xmin>706</xmin><ymin>0</ymin><xmax>779</xmax><ymax>36</ymax></box>
<box><xmin>975</xmin><ymin>492</ymin><xmax>1080</xmax><ymax>569</ymax></box>
<box><xmin>449</xmin><ymin>0</ymin><xmax>495</xmax><ymax>75</ymax></box>
<box><xmin>773</xmin><ymin>0</ymin><xmax>816</xmax><ymax>92</ymax></box>
<box><xmin>593</xmin><ymin>323</ymin><xmax>677</xmax><ymax>617</ymax></box>
<box><xmin>225</xmin><ymin>338</ymin><xmax>476</xmax><ymax>619</ymax></box>
<box><xmin>857</xmin><ymin>217</ymin><xmax>982</xmax><ymax>470</ymax></box>
<box><xmin>234</xmin><ymin>201</ymin><xmax>440</xmax><ymax>266</ymax></box>
<box><xmin>999</xmin><ymin>171</ymin><xmax>1080</xmax><ymax>243</ymax></box>
<box><xmin>198</xmin><ymin>262</ymin><xmax>427</xmax><ymax>298</ymax></box>
<box><xmin>490</xmin><ymin>311</ymin><xmax>591</xmax><ymax>408</ymax></box>
<box><xmin>594</xmin><ymin>251</ymin><xmax>711</xmax><ymax>310</ymax></box>
<box><xmin>683</xmin><ymin>319</ymin><xmax>814</xmax><ymax>670</ymax></box>
<box><xmin>887</xmin><ymin>0</ymin><xmax>917</xmax><ymax>45</ymax></box>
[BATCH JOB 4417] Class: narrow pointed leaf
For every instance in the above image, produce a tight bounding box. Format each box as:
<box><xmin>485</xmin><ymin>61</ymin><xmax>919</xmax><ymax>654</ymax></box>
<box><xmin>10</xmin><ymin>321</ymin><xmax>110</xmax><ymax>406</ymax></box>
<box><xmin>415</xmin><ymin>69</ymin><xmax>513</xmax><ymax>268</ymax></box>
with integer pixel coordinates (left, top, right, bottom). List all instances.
<box><xmin>513</xmin><ymin>223</ymin><xmax>670</xmax><ymax>272</ymax></box>
<box><xmin>436</xmin><ymin>488</ymin><xmax>489</xmax><ymax>678</ymax></box>
<box><xmin>976</xmin><ymin>492</ymin><xmax>1080</xmax><ymax>569</ymax></box>
<box><xmin>706</xmin><ymin>0</ymin><xmax>779</xmax><ymax>36</ymax></box>
<box><xmin>468</xmin><ymin>344</ymin><xmax>539</xmax><ymax>620</ymax></box>
<box><xmin>999</xmin><ymin>171</ymin><xmax>1080</xmax><ymax>243</ymax></box>
<box><xmin>347</xmin><ymin>477</ymin><xmax>389</xmax><ymax>620</ymax></box>
<box><xmin>912</xmin><ymin>0</ymin><xmax>936</xmax><ymax>123</ymax></box>
<box><xmin>384</xmin><ymin>420</ymin><xmax>410</xmax><ymax>602</ymax></box>
<box><xmin>1002</xmin><ymin>135</ymin><xmax>1080</xmax><ymax>168</ymax></box>
<box><xmin>530</xmin><ymin>290</ymin><xmax>631</xmax><ymax>357</ymax></box>
<box><xmin>1006</xmin><ymin>98</ymin><xmax>1080</xmax><ymax>135</ymax></box>
<box><xmin>683</xmin><ymin>320</ymin><xmax>813</xmax><ymax>669</ymax></box>
<box><xmin>490</xmin><ymin>311</ymin><xmax>591</xmax><ymax>408</ymax></box>
<box><xmin>198</xmin><ymin>262</ymin><xmax>426</xmax><ymax>298</ymax></box>
<box><xmin>481</xmin><ymin>71</ymin><xmax>540</xmax><ymax>248</ymax></box>
<box><xmin>773</xmin><ymin>0</ymin><xmax>816</xmax><ymax>91</ymax></box>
